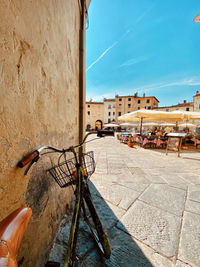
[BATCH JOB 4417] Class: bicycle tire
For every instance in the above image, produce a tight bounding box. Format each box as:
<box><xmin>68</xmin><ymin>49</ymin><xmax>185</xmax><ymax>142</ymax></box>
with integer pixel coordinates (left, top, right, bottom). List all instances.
<box><xmin>82</xmin><ymin>184</ymin><xmax>111</xmax><ymax>259</ymax></box>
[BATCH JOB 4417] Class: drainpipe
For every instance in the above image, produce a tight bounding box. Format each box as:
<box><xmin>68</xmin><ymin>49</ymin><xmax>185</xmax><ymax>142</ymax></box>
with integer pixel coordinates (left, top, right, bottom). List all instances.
<box><xmin>79</xmin><ymin>0</ymin><xmax>86</xmax><ymax>153</ymax></box>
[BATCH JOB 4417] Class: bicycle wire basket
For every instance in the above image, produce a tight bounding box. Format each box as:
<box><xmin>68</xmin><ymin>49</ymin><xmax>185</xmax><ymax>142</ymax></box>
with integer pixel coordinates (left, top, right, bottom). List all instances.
<box><xmin>47</xmin><ymin>151</ymin><xmax>95</xmax><ymax>188</ymax></box>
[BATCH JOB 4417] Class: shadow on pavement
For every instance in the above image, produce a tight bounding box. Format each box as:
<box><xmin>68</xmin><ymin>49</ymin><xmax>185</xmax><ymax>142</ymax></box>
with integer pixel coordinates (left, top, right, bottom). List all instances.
<box><xmin>76</xmin><ymin>181</ymin><xmax>154</xmax><ymax>267</ymax></box>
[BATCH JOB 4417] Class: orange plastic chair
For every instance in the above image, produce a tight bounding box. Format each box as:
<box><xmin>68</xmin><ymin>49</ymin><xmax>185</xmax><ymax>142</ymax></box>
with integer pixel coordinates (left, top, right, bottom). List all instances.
<box><xmin>0</xmin><ymin>207</ymin><xmax>32</xmax><ymax>267</ymax></box>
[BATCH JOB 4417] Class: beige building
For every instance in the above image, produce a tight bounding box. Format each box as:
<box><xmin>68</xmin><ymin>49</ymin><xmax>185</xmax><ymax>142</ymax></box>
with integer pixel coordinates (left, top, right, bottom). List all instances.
<box><xmin>0</xmin><ymin>1</ymin><xmax>90</xmax><ymax>266</ymax></box>
<box><xmin>115</xmin><ymin>93</ymin><xmax>159</xmax><ymax>120</ymax></box>
<box><xmin>194</xmin><ymin>90</ymin><xmax>200</xmax><ymax>111</ymax></box>
<box><xmin>154</xmin><ymin>100</ymin><xmax>194</xmax><ymax>112</ymax></box>
<box><xmin>104</xmin><ymin>98</ymin><xmax>116</xmax><ymax>123</ymax></box>
<box><xmin>86</xmin><ymin>101</ymin><xmax>104</xmax><ymax>130</ymax></box>
<box><xmin>154</xmin><ymin>91</ymin><xmax>200</xmax><ymax>112</ymax></box>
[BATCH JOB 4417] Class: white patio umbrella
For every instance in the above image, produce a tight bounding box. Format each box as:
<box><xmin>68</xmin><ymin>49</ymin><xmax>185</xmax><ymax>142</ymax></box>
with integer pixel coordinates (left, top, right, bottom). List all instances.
<box><xmin>120</xmin><ymin>122</ymin><xmax>138</xmax><ymax>127</ymax></box>
<box><xmin>142</xmin><ymin>122</ymin><xmax>161</xmax><ymax>127</ymax></box>
<box><xmin>171</xmin><ymin>110</ymin><xmax>200</xmax><ymax>121</ymax></box>
<box><xmin>159</xmin><ymin>122</ymin><xmax>176</xmax><ymax>127</ymax></box>
<box><xmin>118</xmin><ymin>109</ymin><xmax>184</xmax><ymax>134</ymax></box>
<box><xmin>178</xmin><ymin>123</ymin><xmax>197</xmax><ymax>128</ymax></box>
<box><xmin>103</xmin><ymin>123</ymin><xmax>119</xmax><ymax>128</ymax></box>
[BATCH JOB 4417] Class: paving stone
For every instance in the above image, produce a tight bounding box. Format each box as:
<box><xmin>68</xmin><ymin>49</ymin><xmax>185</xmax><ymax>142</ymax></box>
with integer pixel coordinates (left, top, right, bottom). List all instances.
<box><xmin>175</xmin><ymin>260</ymin><xmax>193</xmax><ymax>267</ymax></box>
<box><xmin>168</xmin><ymin>184</ymin><xmax>188</xmax><ymax>191</ymax></box>
<box><xmin>188</xmin><ymin>185</ymin><xmax>200</xmax><ymax>202</ymax></box>
<box><xmin>178</xmin><ymin>174</ymin><xmax>200</xmax><ymax>185</ymax></box>
<box><xmin>178</xmin><ymin>211</ymin><xmax>200</xmax><ymax>267</ymax></box>
<box><xmin>48</xmin><ymin>243</ymin><xmax>66</xmax><ymax>267</ymax></box>
<box><xmin>113</xmin><ymin>184</ymin><xmax>141</xmax><ymax>210</ymax></box>
<box><xmin>95</xmin><ymin>168</ymin><xmax>108</xmax><ymax>174</ymax></box>
<box><xmin>139</xmin><ymin>184</ymin><xmax>186</xmax><ymax>216</ymax></box>
<box><xmin>117</xmin><ymin>200</ymin><xmax>181</xmax><ymax>257</ymax></box>
<box><xmin>160</xmin><ymin>174</ymin><xmax>187</xmax><ymax>184</ymax></box>
<box><xmin>185</xmin><ymin>199</ymin><xmax>200</xmax><ymax>215</ymax></box>
<box><xmin>106</xmin><ymin>226</ymin><xmax>174</xmax><ymax>267</ymax></box>
<box><xmin>92</xmin><ymin>195</ymin><xmax>125</xmax><ymax>230</ymax></box>
<box><xmin>118</xmin><ymin>173</ymin><xmax>150</xmax><ymax>184</ymax></box>
<box><xmin>145</xmin><ymin>174</ymin><xmax>167</xmax><ymax>184</ymax></box>
<box><xmin>128</xmin><ymin>167</ymin><xmax>146</xmax><ymax>176</ymax></box>
<box><xmin>117</xmin><ymin>182</ymin><xmax>149</xmax><ymax>193</ymax></box>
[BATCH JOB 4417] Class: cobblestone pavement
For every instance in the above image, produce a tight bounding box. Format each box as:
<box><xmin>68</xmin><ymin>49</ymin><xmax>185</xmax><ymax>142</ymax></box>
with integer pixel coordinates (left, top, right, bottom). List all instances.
<box><xmin>49</xmin><ymin>136</ymin><xmax>200</xmax><ymax>267</ymax></box>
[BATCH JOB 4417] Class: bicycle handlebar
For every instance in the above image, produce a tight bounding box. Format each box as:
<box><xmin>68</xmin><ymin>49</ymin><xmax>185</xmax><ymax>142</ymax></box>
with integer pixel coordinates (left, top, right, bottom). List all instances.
<box><xmin>17</xmin><ymin>150</ymin><xmax>39</xmax><ymax>168</ymax></box>
<box><xmin>17</xmin><ymin>130</ymin><xmax>114</xmax><ymax>169</ymax></box>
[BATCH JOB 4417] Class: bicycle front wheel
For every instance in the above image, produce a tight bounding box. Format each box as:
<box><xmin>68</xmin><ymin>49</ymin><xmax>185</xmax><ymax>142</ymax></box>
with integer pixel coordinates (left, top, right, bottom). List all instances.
<box><xmin>83</xmin><ymin>184</ymin><xmax>111</xmax><ymax>259</ymax></box>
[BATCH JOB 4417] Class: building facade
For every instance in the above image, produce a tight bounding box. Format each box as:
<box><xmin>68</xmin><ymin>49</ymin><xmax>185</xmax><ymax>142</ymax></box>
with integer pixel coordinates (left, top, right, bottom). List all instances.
<box><xmin>153</xmin><ymin>100</ymin><xmax>194</xmax><ymax>112</ymax></box>
<box><xmin>115</xmin><ymin>93</ymin><xmax>159</xmax><ymax>120</ymax></box>
<box><xmin>154</xmin><ymin>90</ymin><xmax>200</xmax><ymax>112</ymax></box>
<box><xmin>194</xmin><ymin>90</ymin><xmax>200</xmax><ymax>112</ymax></box>
<box><xmin>104</xmin><ymin>98</ymin><xmax>116</xmax><ymax>123</ymax></box>
<box><xmin>0</xmin><ymin>1</ymin><xmax>90</xmax><ymax>266</ymax></box>
<box><xmin>86</xmin><ymin>101</ymin><xmax>104</xmax><ymax>130</ymax></box>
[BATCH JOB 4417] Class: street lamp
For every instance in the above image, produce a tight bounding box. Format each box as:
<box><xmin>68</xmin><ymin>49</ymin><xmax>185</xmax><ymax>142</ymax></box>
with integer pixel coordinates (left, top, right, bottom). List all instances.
<box><xmin>194</xmin><ymin>14</ymin><xmax>200</xmax><ymax>23</ymax></box>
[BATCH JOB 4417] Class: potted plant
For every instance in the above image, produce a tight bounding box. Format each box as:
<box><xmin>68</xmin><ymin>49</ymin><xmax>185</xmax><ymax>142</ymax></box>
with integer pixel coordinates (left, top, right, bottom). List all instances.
<box><xmin>128</xmin><ymin>135</ymin><xmax>134</xmax><ymax>148</ymax></box>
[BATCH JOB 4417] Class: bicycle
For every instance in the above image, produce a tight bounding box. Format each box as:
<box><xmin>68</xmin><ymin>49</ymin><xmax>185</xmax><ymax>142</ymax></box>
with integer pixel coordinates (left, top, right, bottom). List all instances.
<box><xmin>17</xmin><ymin>130</ymin><xmax>114</xmax><ymax>267</ymax></box>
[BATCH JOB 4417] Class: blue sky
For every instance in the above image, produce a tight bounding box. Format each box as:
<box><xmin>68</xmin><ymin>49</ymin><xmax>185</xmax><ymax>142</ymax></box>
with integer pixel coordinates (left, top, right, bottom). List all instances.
<box><xmin>86</xmin><ymin>0</ymin><xmax>200</xmax><ymax>106</ymax></box>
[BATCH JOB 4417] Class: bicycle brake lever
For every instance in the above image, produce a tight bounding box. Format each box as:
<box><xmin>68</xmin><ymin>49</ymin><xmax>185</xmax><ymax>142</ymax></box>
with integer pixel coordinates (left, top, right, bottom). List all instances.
<box><xmin>24</xmin><ymin>155</ymin><xmax>40</xmax><ymax>175</ymax></box>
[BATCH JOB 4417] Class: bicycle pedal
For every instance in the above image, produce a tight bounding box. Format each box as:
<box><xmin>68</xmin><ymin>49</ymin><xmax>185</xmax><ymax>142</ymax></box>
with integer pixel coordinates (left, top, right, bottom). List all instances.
<box><xmin>44</xmin><ymin>261</ymin><xmax>60</xmax><ymax>267</ymax></box>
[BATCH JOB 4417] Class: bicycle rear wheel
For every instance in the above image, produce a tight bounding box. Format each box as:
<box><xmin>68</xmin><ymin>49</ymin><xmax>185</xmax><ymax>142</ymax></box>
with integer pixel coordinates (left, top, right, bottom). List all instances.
<box><xmin>82</xmin><ymin>184</ymin><xmax>111</xmax><ymax>259</ymax></box>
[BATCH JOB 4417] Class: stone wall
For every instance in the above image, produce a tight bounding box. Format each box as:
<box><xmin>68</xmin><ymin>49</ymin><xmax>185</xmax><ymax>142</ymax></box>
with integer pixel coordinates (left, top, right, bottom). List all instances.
<box><xmin>0</xmin><ymin>0</ymin><xmax>86</xmax><ymax>266</ymax></box>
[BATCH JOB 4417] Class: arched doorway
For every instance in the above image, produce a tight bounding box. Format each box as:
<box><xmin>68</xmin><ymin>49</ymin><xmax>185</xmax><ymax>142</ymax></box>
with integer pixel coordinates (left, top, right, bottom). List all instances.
<box><xmin>95</xmin><ymin>120</ymin><xmax>103</xmax><ymax>130</ymax></box>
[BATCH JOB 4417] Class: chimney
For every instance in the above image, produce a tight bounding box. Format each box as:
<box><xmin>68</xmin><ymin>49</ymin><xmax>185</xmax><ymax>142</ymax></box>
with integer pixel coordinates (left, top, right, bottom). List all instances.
<box><xmin>183</xmin><ymin>100</ymin><xmax>186</xmax><ymax>103</ymax></box>
<box><xmin>196</xmin><ymin>90</ymin><xmax>199</xmax><ymax>95</ymax></box>
<box><xmin>134</xmin><ymin>92</ymin><xmax>138</xmax><ymax>97</ymax></box>
<box><xmin>143</xmin><ymin>93</ymin><xmax>145</xmax><ymax>97</ymax></box>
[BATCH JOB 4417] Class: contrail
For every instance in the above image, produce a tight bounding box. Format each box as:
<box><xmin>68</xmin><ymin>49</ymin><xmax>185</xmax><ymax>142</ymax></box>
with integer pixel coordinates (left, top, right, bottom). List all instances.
<box><xmin>86</xmin><ymin>41</ymin><xmax>118</xmax><ymax>72</ymax></box>
<box><xmin>86</xmin><ymin>29</ymin><xmax>131</xmax><ymax>72</ymax></box>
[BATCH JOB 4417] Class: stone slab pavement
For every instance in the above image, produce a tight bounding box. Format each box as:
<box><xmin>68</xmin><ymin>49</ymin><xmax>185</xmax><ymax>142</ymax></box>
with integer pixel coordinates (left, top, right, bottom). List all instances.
<box><xmin>49</xmin><ymin>136</ymin><xmax>200</xmax><ymax>267</ymax></box>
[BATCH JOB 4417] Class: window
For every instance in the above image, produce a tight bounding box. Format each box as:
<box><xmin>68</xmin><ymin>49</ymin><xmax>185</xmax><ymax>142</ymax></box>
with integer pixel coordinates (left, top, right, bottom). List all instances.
<box><xmin>88</xmin><ymin>111</ymin><xmax>90</xmax><ymax>115</ymax></box>
<box><xmin>88</xmin><ymin>105</ymin><xmax>90</xmax><ymax>108</ymax></box>
<box><xmin>128</xmin><ymin>104</ymin><xmax>131</xmax><ymax>108</ymax></box>
<box><xmin>166</xmin><ymin>109</ymin><xmax>169</xmax><ymax>112</ymax></box>
<box><xmin>146</xmin><ymin>99</ymin><xmax>150</xmax><ymax>103</ymax></box>
<box><xmin>113</xmin><ymin>104</ymin><xmax>115</xmax><ymax>108</ymax></box>
<box><xmin>113</xmin><ymin>112</ymin><xmax>115</xmax><ymax>115</ymax></box>
<box><xmin>108</xmin><ymin>112</ymin><xmax>111</xmax><ymax>116</ymax></box>
<box><xmin>108</xmin><ymin>119</ymin><xmax>111</xmax><ymax>123</ymax></box>
<box><xmin>119</xmin><ymin>104</ymin><xmax>122</xmax><ymax>107</ymax></box>
<box><xmin>128</xmin><ymin>98</ymin><xmax>131</xmax><ymax>101</ymax></box>
<box><xmin>118</xmin><ymin>112</ymin><xmax>121</xmax><ymax>116</ymax></box>
<box><xmin>138</xmin><ymin>107</ymin><xmax>140</xmax><ymax>110</ymax></box>
<box><xmin>186</xmin><ymin>107</ymin><xmax>190</xmax><ymax>111</ymax></box>
<box><xmin>128</xmin><ymin>111</ymin><xmax>130</xmax><ymax>113</ymax></box>
<box><xmin>145</xmin><ymin>106</ymin><xmax>146</xmax><ymax>109</ymax></box>
<box><xmin>108</xmin><ymin>104</ymin><xmax>112</xmax><ymax>109</ymax></box>
<box><xmin>148</xmin><ymin>106</ymin><xmax>151</xmax><ymax>110</ymax></box>
<box><xmin>119</xmin><ymin>98</ymin><xmax>122</xmax><ymax>101</ymax></box>
<box><xmin>137</xmin><ymin>100</ymin><xmax>141</xmax><ymax>104</ymax></box>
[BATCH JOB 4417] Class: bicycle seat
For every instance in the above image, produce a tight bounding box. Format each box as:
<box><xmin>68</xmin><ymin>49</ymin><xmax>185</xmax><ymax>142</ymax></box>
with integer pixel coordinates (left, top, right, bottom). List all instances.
<box><xmin>0</xmin><ymin>207</ymin><xmax>32</xmax><ymax>267</ymax></box>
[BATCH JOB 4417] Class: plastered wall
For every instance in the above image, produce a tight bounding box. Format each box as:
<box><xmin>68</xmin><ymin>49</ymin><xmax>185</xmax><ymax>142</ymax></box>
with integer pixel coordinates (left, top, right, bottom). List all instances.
<box><xmin>0</xmin><ymin>0</ymin><xmax>82</xmax><ymax>265</ymax></box>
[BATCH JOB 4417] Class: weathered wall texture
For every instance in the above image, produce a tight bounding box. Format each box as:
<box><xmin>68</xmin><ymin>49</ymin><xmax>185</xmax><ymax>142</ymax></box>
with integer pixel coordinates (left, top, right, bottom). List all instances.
<box><xmin>0</xmin><ymin>0</ymin><xmax>83</xmax><ymax>265</ymax></box>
